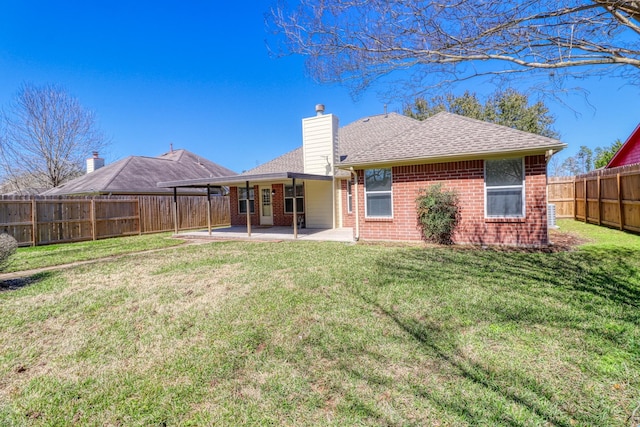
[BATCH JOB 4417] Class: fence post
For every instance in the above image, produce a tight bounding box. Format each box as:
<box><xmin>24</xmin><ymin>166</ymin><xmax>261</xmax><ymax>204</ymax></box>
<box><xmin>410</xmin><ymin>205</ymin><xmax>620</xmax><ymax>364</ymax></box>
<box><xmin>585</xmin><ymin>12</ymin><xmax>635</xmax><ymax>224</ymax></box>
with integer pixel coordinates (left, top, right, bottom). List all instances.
<box><xmin>617</xmin><ymin>173</ymin><xmax>624</xmax><ymax>231</ymax></box>
<box><xmin>596</xmin><ymin>175</ymin><xmax>601</xmax><ymax>226</ymax></box>
<box><xmin>207</xmin><ymin>186</ymin><xmax>212</xmax><ymax>236</ymax></box>
<box><xmin>583</xmin><ymin>177</ymin><xmax>588</xmax><ymax>223</ymax></box>
<box><xmin>137</xmin><ymin>197</ymin><xmax>142</xmax><ymax>235</ymax></box>
<box><xmin>571</xmin><ymin>176</ymin><xmax>578</xmax><ymax>221</ymax></box>
<box><xmin>31</xmin><ymin>198</ymin><xmax>37</xmax><ymax>247</ymax></box>
<box><xmin>173</xmin><ymin>188</ymin><xmax>179</xmax><ymax>235</ymax></box>
<box><xmin>91</xmin><ymin>198</ymin><xmax>97</xmax><ymax>240</ymax></box>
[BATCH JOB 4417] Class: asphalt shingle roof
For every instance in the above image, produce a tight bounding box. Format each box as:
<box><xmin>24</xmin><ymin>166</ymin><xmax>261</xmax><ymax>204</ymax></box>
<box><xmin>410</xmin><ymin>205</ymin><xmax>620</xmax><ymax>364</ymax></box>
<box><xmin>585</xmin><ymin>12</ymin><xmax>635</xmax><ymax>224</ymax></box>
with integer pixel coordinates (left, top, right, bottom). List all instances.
<box><xmin>242</xmin><ymin>112</ymin><xmax>418</xmax><ymax>176</ymax></box>
<box><xmin>43</xmin><ymin>149</ymin><xmax>236</xmax><ymax>195</ymax></box>
<box><xmin>240</xmin><ymin>111</ymin><xmax>564</xmax><ymax>175</ymax></box>
<box><xmin>243</xmin><ymin>147</ymin><xmax>304</xmax><ymax>175</ymax></box>
<box><xmin>342</xmin><ymin>112</ymin><xmax>564</xmax><ymax>166</ymax></box>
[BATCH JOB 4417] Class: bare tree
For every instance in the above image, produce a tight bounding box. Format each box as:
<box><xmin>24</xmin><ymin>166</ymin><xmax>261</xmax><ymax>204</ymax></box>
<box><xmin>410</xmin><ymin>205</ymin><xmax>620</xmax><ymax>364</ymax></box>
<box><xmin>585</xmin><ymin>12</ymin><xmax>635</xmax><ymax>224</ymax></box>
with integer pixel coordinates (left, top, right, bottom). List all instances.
<box><xmin>547</xmin><ymin>154</ymin><xmax>566</xmax><ymax>177</ymax></box>
<box><xmin>269</xmin><ymin>1</ymin><xmax>640</xmax><ymax>96</ymax></box>
<box><xmin>0</xmin><ymin>83</ymin><xmax>108</xmax><ymax>191</ymax></box>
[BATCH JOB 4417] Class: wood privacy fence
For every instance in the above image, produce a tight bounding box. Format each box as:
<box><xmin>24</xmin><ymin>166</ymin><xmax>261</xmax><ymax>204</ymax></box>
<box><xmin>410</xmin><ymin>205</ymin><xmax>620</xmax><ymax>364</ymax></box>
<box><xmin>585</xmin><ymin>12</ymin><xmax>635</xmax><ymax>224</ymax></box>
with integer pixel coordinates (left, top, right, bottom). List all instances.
<box><xmin>547</xmin><ymin>163</ymin><xmax>640</xmax><ymax>233</ymax></box>
<box><xmin>0</xmin><ymin>195</ymin><xmax>230</xmax><ymax>246</ymax></box>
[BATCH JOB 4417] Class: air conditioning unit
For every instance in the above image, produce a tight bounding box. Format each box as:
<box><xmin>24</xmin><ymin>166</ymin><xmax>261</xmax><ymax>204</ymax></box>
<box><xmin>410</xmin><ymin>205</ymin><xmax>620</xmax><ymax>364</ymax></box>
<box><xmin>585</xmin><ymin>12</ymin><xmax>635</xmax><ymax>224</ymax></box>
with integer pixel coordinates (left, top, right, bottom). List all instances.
<box><xmin>547</xmin><ymin>203</ymin><xmax>557</xmax><ymax>229</ymax></box>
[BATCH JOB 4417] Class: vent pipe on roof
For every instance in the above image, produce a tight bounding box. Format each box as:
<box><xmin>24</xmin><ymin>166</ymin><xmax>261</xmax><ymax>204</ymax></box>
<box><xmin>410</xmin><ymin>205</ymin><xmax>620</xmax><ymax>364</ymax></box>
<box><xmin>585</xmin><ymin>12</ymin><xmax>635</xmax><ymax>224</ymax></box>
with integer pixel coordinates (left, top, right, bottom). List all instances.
<box><xmin>315</xmin><ymin>104</ymin><xmax>325</xmax><ymax>116</ymax></box>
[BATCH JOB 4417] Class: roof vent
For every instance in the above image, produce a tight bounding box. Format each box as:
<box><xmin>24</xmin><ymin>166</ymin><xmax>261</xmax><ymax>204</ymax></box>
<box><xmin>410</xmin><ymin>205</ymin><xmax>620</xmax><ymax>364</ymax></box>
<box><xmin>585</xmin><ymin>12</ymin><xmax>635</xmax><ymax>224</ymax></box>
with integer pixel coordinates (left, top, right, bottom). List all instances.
<box><xmin>315</xmin><ymin>104</ymin><xmax>325</xmax><ymax>116</ymax></box>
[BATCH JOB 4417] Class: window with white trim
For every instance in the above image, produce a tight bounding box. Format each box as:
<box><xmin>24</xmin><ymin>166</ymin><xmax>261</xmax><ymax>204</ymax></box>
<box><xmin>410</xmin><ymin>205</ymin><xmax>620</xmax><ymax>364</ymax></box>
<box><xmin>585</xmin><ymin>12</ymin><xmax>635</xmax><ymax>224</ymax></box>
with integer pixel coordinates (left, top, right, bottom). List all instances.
<box><xmin>284</xmin><ymin>184</ymin><xmax>304</xmax><ymax>213</ymax></box>
<box><xmin>347</xmin><ymin>179</ymin><xmax>352</xmax><ymax>213</ymax></box>
<box><xmin>238</xmin><ymin>187</ymin><xmax>255</xmax><ymax>214</ymax></box>
<box><xmin>365</xmin><ymin>168</ymin><xmax>392</xmax><ymax>218</ymax></box>
<box><xmin>485</xmin><ymin>158</ymin><xmax>524</xmax><ymax>217</ymax></box>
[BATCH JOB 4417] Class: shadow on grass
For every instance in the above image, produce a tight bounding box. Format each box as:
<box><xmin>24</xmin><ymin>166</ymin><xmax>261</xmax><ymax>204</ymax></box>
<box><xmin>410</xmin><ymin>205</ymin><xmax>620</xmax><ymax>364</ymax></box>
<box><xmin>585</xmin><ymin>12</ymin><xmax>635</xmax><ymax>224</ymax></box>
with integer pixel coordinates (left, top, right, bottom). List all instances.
<box><xmin>0</xmin><ymin>272</ymin><xmax>54</xmax><ymax>293</ymax></box>
<box><xmin>377</xmin><ymin>246</ymin><xmax>640</xmax><ymax>322</ymax></box>
<box><xmin>354</xmin><ymin>290</ymin><xmax>577</xmax><ymax>427</ymax></box>
<box><xmin>345</xmin><ymin>246</ymin><xmax>640</xmax><ymax>425</ymax></box>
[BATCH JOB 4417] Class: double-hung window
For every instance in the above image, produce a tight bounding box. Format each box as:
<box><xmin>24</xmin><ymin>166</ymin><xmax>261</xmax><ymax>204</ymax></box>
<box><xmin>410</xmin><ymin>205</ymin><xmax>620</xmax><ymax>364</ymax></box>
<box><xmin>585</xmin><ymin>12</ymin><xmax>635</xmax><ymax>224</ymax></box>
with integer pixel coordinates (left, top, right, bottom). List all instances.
<box><xmin>365</xmin><ymin>168</ymin><xmax>392</xmax><ymax>218</ymax></box>
<box><xmin>238</xmin><ymin>187</ymin><xmax>255</xmax><ymax>214</ymax></box>
<box><xmin>485</xmin><ymin>158</ymin><xmax>525</xmax><ymax>217</ymax></box>
<box><xmin>284</xmin><ymin>184</ymin><xmax>304</xmax><ymax>213</ymax></box>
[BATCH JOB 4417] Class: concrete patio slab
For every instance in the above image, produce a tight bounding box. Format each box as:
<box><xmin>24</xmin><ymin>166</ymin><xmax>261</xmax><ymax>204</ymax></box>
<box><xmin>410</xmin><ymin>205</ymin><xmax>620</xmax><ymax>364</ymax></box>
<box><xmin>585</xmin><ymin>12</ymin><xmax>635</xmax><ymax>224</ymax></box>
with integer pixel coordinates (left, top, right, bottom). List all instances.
<box><xmin>177</xmin><ymin>226</ymin><xmax>354</xmax><ymax>242</ymax></box>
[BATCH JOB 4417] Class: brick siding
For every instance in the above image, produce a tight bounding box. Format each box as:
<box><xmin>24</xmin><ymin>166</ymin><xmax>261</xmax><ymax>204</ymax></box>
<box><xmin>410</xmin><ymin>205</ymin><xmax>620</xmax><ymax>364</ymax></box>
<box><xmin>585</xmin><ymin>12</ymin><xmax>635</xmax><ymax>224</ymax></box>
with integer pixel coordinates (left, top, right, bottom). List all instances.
<box><xmin>230</xmin><ymin>184</ymin><xmax>298</xmax><ymax>227</ymax></box>
<box><xmin>342</xmin><ymin>155</ymin><xmax>549</xmax><ymax>246</ymax></box>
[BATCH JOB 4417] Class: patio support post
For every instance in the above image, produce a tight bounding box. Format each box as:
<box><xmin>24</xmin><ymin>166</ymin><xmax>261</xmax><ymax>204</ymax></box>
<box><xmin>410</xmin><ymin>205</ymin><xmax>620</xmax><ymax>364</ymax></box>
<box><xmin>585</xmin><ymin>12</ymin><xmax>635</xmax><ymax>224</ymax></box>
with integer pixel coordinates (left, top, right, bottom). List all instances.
<box><xmin>173</xmin><ymin>187</ymin><xmax>178</xmax><ymax>234</ymax></box>
<box><xmin>350</xmin><ymin>168</ymin><xmax>360</xmax><ymax>241</ymax></box>
<box><xmin>207</xmin><ymin>185</ymin><xmax>212</xmax><ymax>236</ymax></box>
<box><xmin>292</xmin><ymin>178</ymin><xmax>297</xmax><ymax>239</ymax></box>
<box><xmin>246</xmin><ymin>181</ymin><xmax>251</xmax><ymax>237</ymax></box>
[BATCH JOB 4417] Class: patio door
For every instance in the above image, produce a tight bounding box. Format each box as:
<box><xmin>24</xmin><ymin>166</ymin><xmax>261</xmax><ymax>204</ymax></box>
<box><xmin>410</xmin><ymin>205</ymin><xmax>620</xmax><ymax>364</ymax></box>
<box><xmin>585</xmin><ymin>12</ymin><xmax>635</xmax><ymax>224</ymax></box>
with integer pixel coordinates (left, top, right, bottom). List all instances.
<box><xmin>259</xmin><ymin>186</ymin><xmax>273</xmax><ymax>225</ymax></box>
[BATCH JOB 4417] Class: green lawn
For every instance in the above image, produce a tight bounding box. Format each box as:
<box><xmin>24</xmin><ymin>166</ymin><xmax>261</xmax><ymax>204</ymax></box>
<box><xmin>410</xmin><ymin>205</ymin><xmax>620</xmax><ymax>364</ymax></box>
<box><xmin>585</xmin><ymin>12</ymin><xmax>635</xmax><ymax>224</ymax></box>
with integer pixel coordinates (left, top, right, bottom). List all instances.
<box><xmin>3</xmin><ymin>233</ymin><xmax>183</xmax><ymax>273</ymax></box>
<box><xmin>0</xmin><ymin>221</ymin><xmax>639</xmax><ymax>426</ymax></box>
<box><xmin>555</xmin><ymin>218</ymin><xmax>640</xmax><ymax>249</ymax></box>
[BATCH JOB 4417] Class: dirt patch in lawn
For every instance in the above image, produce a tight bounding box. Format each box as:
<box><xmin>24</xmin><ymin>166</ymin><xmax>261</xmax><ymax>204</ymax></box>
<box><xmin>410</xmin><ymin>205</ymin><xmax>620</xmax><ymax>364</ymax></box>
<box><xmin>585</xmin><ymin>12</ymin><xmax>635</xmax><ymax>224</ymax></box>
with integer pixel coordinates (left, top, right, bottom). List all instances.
<box><xmin>548</xmin><ymin>229</ymin><xmax>589</xmax><ymax>251</ymax></box>
<box><xmin>359</xmin><ymin>229</ymin><xmax>587</xmax><ymax>253</ymax></box>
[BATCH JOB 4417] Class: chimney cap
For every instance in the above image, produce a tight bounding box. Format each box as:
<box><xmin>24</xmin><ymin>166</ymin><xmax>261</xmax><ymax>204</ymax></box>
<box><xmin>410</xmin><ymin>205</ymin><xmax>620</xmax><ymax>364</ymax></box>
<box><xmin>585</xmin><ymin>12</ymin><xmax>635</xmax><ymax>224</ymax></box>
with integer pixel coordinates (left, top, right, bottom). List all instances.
<box><xmin>92</xmin><ymin>151</ymin><xmax>99</xmax><ymax>158</ymax></box>
<box><xmin>315</xmin><ymin>104</ymin><xmax>325</xmax><ymax>115</ymax></box>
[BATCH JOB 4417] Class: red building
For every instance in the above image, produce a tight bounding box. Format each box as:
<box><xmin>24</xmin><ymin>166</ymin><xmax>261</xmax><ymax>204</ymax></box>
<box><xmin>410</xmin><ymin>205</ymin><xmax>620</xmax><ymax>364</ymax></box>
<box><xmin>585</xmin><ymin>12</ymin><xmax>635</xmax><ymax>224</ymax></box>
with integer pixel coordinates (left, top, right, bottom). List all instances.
<box><xmin>607</xmin><ymin>123</ymin><xmax>640</xmax><ymax>168</ymax></box>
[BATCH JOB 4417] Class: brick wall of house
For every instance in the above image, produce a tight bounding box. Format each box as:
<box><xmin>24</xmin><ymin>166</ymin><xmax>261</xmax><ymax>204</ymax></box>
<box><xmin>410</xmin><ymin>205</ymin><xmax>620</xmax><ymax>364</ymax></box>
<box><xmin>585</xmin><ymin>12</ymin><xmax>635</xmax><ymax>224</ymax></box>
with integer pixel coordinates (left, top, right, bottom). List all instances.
<box><xmin>343</xmin><ymin>155</ymin><xmax>548</xmax><ymax>246</ymax></box>
<box><xmin>341</xmin><ymin>178</ymin><xmax>356</xmax><ymax>229</ymax></box>
<box><xmin>229</xmin><ymin>186</ymin><xmax>260</xmax><ymax>226</ymax></box>
<box><xmin>230</xmin><ymin>184</ymin><xmax>297</xmax><ymax>227</ymax></box>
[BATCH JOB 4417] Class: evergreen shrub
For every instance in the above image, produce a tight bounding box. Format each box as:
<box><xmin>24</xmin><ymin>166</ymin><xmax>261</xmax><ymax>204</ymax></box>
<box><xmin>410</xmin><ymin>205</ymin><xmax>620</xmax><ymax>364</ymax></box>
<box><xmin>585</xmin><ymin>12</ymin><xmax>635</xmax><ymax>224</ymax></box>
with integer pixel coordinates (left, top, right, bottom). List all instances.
<box><xmin>416</xmin><ymin>184</ymin><xmax>460</xmax><ymax>244</ymax></box>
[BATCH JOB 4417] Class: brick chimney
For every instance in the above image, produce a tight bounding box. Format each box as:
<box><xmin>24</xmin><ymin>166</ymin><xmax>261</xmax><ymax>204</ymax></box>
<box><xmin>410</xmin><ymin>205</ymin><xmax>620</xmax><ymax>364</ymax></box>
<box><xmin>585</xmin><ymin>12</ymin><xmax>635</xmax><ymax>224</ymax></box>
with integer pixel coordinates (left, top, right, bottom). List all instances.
<box><xmin>86</xmin><ymin>151</ymin><xmax>105</xmax><ymax>174</ymax></box>
<box><xmin>302</xmin><ymin>104</ymin><xmax>339</xmax><ymax>176</ymax></box>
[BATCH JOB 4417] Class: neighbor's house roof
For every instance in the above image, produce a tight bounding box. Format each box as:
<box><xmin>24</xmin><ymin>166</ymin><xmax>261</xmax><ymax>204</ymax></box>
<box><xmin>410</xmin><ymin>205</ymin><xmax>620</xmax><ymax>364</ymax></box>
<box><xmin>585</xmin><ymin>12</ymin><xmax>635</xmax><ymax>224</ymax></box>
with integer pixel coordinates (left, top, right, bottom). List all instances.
<box><xmin>243</xmin><ymin>111</ymin><xmax>565</xmax><ymax>173</ymax></box>
<box><xmin>606</xmin><ymin>122</ymin><xmax>640</xmax><ymax>168</ymax></box>
<box><xmin>43</xmin><ymin>149</ymin><xmax>236</xmax><ymax>196</ymax></box>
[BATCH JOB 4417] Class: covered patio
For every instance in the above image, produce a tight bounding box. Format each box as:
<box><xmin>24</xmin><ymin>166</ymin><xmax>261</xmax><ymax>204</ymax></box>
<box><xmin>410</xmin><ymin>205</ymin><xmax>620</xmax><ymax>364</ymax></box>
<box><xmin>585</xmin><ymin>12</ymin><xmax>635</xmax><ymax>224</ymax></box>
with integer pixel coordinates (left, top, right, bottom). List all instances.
<box><xmin>177</xmin><ymin>226</ymin><xmax>354</xmax><ymax>242</ymax></box>
<box><xmin>158</xmin><ymin>171</ymin><xmax>341</xmax><ymax>240</ymax></box>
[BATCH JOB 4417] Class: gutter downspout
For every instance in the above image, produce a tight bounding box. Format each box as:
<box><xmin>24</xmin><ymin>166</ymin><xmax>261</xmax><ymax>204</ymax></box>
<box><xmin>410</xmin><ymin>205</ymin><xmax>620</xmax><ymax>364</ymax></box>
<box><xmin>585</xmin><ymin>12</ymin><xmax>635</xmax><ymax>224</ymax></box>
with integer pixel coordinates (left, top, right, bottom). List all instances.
<box><xmin>349</xmin><ymin>167</ymin><xmax>360</xmax><ymax>241</ymax></box>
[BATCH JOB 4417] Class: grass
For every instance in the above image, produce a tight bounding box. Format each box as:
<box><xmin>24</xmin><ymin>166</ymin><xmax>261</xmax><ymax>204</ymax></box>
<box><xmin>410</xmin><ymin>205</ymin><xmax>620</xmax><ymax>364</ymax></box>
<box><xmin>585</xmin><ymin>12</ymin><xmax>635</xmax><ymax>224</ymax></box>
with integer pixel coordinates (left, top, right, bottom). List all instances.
<box><xmin>0</xmin><ymin>222</ymin><xmax>639</xmax><ymax>425</ymax></box>
<box><xmin>555</xmin><ymin>218</ymin><xmax>640</xmax><ymax>249</ymax></box>
<box><xmin>2</xmin><ymin>233</ymin><xmax>184</xmax><ymax>273</ymax></box>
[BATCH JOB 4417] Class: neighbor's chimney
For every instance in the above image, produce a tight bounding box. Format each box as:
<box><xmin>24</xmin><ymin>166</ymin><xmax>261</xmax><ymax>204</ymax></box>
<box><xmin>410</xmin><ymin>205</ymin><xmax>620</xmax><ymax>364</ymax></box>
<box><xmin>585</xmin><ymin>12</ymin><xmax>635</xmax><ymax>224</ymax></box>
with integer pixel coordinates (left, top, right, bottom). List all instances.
<box><xmin>303</xmin><ymin>104</ymin><xmax>338</xmax><ymax>176</ymax></box>
<box><xmin>86</xmin><ymin>151</ymin><xmax>105</xmax><ymax>174</ymax></box>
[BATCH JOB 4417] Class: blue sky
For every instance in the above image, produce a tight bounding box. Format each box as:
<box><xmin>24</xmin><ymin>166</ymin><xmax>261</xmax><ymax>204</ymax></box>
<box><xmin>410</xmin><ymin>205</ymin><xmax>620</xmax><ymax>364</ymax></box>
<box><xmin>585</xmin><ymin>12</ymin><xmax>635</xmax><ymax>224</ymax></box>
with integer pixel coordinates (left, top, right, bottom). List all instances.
<box><xmin>0</xmin><ymin>1</ymin><xmax>638</xmax><ymax>174</ymax></box>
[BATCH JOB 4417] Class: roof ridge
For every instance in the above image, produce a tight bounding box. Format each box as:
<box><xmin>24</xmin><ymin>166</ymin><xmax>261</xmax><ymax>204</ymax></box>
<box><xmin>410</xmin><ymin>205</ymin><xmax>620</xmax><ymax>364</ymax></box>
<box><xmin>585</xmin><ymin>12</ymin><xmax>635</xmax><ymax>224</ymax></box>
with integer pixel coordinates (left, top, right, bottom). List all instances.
<box><xmin>172</xmin><ymin>149</ymin><xmax>186</xmax><ymax>161</ymax></box>
<box><xmin>342</xmin><ymin>111</ymin><xmax>416</xmax><ymax>127</ymax></box>
<box><xmin>425</xmin><ymin>111</ymin><xmax>560</xmax><ymax>142</ymax></box>
<box><xmin>342</xmin><ymin>115</ymin><xmax>422</xmax><ymax>162</ymax></box>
